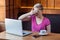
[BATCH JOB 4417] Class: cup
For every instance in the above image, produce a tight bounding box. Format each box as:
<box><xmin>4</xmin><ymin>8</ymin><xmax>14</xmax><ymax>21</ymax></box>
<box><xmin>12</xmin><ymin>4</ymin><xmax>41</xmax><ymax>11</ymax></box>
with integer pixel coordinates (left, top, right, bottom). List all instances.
<box><xmin>39</xmin><ymin>30</ymin><xmax>47</xmax><ymax>34</ymax></box>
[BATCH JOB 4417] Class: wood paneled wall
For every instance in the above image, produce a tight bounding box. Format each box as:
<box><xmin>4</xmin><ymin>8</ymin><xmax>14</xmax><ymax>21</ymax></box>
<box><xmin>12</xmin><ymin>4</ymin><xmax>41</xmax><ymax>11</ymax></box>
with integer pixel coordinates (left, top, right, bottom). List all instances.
<box><xmin>0</xmin><ymin>0</ymin><xmax>5</xmax><ymax>32</ymax></box>
<box><xmin>6</xmin><ymin>0</ymin><xmax>60</xmax><ymax>19</ymax></box>
<box><xmin>6</xmin><ymin>0</ymin><xmax>19</xmax><ymax>19</ymax></box>
<box><xmin>20</xmin><ymin>0</ymin><xmax>60</xmax><ymax>9</ymax></box>
<box><xmin>0</xmin><ymin>0</ymin><xmax>5</xmax><ymax>21</ymax></box>
<box><xmin>20</xmin><ymin>0</ymin><xmax>60</xmax><ymax>14</ymax></box>
<box><xmin>55</xmin><ymin>0</ymin><xmax>60</xmax><ymax>9</ymax></box>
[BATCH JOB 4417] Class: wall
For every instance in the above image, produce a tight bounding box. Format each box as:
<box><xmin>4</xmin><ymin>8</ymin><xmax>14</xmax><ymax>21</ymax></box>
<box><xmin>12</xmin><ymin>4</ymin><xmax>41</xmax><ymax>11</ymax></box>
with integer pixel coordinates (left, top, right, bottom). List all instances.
<box><xmin>0</xmin><ymin>0</ymin><xmax>5</xmax><ymax>21</ymax></box>
<box><xmin>6</xmin><ymin>0</ymin><xmax>19</xmax><ymax>19</ymax></box>
<box><xmin>20</xmin><ymin>0</ymin><xmax>60</xmax><ymax>14</ymax></box>
<box><xmin>6</xmin><ymin>0</ymin><xmax>60</xmax><ymax>19</ymax></box>
<box><xmin>0</xmin><ymin>0</ymin><xmax>5</xmax><ymax>32</ymax></box>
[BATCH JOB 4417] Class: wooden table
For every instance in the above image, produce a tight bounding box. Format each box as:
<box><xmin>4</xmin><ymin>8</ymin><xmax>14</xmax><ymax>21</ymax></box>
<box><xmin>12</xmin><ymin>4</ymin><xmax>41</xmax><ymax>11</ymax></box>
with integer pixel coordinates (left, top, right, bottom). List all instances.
<box><xmin>0</xmin><ymin>31</ymin><xmax>60</xmax><ymax>40</ymax></box>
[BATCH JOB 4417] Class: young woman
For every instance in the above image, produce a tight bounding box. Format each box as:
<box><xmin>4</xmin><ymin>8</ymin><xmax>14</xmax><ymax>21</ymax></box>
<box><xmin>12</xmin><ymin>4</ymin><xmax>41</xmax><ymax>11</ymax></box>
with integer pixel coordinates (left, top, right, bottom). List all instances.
<box><xmin>18</xmin><ymin>3</ymin><xmax>51</xmax><ymax>33</ymax></box>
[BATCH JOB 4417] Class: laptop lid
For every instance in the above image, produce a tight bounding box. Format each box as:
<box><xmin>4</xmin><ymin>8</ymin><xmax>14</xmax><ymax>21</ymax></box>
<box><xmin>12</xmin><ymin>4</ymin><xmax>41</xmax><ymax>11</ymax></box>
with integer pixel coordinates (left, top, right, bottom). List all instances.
<box><xmin>5</xmin><ymin>18</ymin><xmax>23</xmax><ymax>36</ymax></box>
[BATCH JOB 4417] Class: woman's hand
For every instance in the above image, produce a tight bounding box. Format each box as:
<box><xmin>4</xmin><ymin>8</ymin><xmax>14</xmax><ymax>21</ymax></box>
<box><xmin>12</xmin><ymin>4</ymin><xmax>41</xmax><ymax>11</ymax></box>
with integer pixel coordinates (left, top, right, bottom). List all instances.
<box><xmin>28</xmin><ymin>8</ymin><xmax>38</xmax><ymax>15</ymax></box>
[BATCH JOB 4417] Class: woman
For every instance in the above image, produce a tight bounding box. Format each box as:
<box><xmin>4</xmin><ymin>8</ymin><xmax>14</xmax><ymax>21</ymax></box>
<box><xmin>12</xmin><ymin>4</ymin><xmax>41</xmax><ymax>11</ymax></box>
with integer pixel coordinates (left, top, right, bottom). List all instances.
<box><xmin>18</xmin><ymin>3</ymin><xmax>51</xmax><ymax>33</ymax></box>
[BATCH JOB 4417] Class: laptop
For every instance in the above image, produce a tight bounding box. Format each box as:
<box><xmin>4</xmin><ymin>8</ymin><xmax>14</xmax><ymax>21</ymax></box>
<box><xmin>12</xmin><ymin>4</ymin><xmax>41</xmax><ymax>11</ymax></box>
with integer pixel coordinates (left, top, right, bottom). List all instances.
<box><xmin>5</xmin><ymin>18</ymin><xmax>32</xmax><ymax>36</ymax></box>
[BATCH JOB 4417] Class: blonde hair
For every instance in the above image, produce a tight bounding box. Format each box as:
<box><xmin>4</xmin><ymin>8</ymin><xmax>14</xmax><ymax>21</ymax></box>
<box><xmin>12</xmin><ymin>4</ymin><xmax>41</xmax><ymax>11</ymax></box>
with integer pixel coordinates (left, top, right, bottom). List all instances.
<box><xmin>33</xmin><ymin>3</ymin><xmax>43</xmax><ymax>10</ymax></box>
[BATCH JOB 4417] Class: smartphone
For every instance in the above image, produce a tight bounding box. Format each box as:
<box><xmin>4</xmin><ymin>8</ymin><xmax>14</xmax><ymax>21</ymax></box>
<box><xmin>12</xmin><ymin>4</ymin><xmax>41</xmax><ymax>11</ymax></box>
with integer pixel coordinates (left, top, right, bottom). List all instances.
<box><xmin>32</xmin><ymin>35</ymin><xmax>40</xmax><ymax>38</ymax></box>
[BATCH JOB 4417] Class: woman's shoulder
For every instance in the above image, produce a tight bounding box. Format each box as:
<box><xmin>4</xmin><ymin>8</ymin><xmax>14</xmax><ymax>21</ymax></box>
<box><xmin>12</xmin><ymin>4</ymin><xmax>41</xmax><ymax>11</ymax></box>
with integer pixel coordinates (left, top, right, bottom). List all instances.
<box><xmin>44</xmin><ymin>17</ymin><xmax>50</xmax><ymax>20</ymax></box>
<box><xmin>44</xmin><ymin>17</ymin><xmax>50</xmax><ymax>22</ymax></box>
<box><xmin>44</xmin><ymin>17</ymin><xmax>51</xmax><ymax>25</ymax></box>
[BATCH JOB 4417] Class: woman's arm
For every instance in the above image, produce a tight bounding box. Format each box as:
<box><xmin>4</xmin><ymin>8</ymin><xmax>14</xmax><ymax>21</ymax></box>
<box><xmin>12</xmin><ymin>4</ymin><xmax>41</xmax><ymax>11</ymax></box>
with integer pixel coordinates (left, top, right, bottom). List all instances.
<box><xmin>47</xmin><ymin>24</ymin><xmax>51</xmax><ymax>33</ymax></box>
<box><xmin>18</xmin><ymin>9</ymin><xmax>37</xmax><ymax>21</ymax></box>
<box><xmin>18</xmin><ymin>13</ymin><xmax>32</xmax><ymax>21</ymax></box>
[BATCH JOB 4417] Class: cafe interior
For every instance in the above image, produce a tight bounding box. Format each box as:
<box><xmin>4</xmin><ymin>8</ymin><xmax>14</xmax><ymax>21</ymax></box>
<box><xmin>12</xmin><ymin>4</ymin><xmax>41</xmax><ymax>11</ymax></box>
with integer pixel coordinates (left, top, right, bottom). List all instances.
<box><xmin>0</xmin><ymin>0</ymin><xmax>60</xmax><ymax>40</ymax></box>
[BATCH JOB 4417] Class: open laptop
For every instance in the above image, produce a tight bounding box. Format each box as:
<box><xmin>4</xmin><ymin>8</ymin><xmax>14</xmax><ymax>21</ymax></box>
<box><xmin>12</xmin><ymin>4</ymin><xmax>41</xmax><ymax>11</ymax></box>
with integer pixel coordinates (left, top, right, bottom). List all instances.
<box><xmin>5</xmin><ymin>18</ymin><xmax>32</xmax><ymax>36</ymax></box>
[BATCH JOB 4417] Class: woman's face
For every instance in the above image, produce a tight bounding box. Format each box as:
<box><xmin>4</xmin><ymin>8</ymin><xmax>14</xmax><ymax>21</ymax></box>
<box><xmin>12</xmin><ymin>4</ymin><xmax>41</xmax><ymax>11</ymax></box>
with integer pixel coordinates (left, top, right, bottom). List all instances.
<box><xmin>34</xmin><ymin>7</ymin><xmax>43</xmax><ymax>16</ymax></box>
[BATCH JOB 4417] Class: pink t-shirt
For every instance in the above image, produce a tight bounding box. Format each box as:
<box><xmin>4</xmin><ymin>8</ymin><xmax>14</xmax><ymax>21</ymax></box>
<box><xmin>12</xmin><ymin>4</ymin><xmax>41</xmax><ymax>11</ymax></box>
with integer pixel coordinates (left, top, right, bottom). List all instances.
<box><xmin>31</xmin><ymin>15</ymin><xmax>50</xmax><ymax>32</ymax></box>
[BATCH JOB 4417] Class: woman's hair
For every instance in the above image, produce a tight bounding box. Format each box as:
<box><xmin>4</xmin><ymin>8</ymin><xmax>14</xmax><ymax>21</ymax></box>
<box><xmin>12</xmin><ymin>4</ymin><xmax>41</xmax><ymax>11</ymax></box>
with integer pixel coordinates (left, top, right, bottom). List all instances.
<box><xmin>33</xmin><ymin>3</ymin><xmax>43</xmax><ymax>10</ymax></box>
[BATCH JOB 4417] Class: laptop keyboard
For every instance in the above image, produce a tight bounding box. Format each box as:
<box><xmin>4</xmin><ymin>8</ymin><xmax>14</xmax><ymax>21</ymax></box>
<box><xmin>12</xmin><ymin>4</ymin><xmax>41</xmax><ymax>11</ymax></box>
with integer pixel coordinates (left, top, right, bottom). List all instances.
<box><xmin>23</xmin><ymin>31</ymin><xmax>32</xmax><ymax>35</ymax></box>
<box><xmin>23</xmin><ymin>33</ymin><xmax>26</xmax><ymax>34</ymax></box>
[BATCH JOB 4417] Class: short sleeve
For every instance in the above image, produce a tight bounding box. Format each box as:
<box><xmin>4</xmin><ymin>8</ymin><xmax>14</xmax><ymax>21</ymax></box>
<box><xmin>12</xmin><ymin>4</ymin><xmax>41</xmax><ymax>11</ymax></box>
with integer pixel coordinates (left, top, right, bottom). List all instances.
<box><xmin>45</xmin><ymin>18</ymin><xmax>51</xmax><ymax>26</ymax></box>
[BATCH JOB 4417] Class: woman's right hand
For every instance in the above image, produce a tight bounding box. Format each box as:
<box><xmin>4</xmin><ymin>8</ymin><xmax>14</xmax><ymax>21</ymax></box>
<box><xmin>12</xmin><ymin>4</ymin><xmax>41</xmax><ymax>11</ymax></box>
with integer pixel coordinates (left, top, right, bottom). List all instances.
<box><xmin>28</xmin><ymin>8</ymin><xmax>38</xmax><ymax>15</ymax></box>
